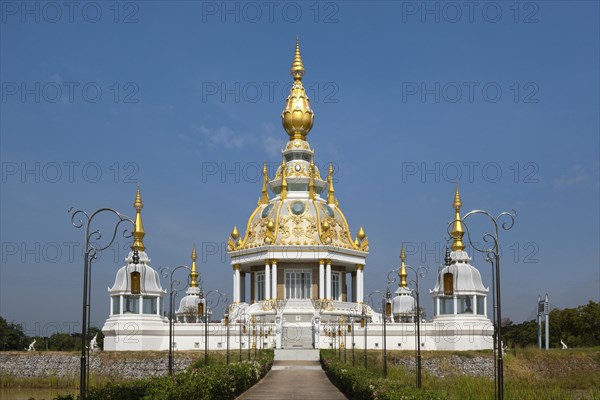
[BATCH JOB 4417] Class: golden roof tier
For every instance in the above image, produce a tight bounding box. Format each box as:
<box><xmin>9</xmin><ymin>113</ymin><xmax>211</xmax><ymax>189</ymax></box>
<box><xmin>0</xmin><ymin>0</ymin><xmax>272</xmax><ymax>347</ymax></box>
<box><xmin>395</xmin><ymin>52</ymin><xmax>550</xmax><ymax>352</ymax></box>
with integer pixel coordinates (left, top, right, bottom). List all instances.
<box><xmin>227</xmin><ymin>40</ymin><xmax>367</xmax><ymax>253</ymax></box>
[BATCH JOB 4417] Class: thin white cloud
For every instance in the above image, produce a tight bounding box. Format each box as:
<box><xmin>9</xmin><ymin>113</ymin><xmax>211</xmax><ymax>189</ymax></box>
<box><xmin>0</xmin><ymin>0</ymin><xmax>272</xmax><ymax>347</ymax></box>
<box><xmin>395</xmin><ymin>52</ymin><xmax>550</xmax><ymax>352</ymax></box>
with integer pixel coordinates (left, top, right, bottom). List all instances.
<box><xmin>262</xmin><ymin>135</ymin><xmax>285</xmax><ymax>157</ymax></box>
<box><xmin>553</xmin><ymin>164</ymin><xmax>588</xmax><ymax>190</ymax></box>
<box><xmin>197</xmin><ymin>126</ymin><xmax>250</xmax><ymax>149</ymax></box>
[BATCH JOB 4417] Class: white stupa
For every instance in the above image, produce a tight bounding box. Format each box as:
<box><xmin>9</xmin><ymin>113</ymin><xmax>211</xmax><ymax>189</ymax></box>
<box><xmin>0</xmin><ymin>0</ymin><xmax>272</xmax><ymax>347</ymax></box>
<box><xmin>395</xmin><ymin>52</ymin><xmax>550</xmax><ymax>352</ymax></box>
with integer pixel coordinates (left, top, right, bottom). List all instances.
<box><xmin>102</xmin><ymin>186</ymin><xmax>168</xmax><ymax>350</ymax></box>
<box><xmin>430</xmin><ymin>186</ymin><xmax>489</xmax><ymax>322</ymax></box>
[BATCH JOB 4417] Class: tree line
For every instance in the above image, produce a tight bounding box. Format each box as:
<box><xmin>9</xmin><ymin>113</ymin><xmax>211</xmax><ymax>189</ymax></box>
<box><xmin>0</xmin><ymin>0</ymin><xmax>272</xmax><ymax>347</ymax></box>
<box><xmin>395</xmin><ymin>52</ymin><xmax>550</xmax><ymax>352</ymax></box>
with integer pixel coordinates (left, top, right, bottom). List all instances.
<box><xmin>503</xmin><ymin>300</ymin><xmax>600</xmax><ymax>348</ymax></box>
<box><xmin>0</xmin><ymin>316</ymin><xmax>104</xmax><ymax>351</ymax></box>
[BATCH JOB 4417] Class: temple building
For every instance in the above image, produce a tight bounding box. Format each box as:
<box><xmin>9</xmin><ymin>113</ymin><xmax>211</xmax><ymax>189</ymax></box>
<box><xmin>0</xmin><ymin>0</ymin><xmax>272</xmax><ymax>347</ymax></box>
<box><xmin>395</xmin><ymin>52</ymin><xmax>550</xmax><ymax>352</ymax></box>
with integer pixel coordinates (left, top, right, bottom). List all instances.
<box><xmin>102</xmin><ymin>41</ymin><xmax>493</xmax><ymax>351</ymax></box>
<box><xmin>225</xmin><ymin>39</ymin><xmax>376</xmax><ymax>349</ymax></box>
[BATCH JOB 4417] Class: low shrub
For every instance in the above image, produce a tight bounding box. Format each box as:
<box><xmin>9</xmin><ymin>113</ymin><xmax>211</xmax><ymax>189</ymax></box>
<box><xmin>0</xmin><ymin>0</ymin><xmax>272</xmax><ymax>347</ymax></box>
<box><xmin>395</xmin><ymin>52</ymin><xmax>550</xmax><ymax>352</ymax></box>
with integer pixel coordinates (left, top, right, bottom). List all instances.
<box><xmin>56</xmin><ymin>350</ymin><xmax>274</xmax><ymax>400</ymax></box>
<box><xmin>320</xmin><ymin>350</ymin><xmax>447</xmax><ymax>400</ymax></box>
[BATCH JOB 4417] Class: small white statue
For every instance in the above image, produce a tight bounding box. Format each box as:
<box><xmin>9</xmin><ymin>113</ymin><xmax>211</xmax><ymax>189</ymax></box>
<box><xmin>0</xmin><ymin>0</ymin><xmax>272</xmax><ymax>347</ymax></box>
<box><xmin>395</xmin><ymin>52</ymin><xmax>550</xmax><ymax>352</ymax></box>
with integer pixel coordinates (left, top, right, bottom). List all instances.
<box><xmin>560</xmin><ymin>339</ymin><xmax>568</xmax><ymax>349</ymax></box>
<box><xmin>27</xmin><ymin>339</ymin><xmax>36</xmax><ymax>351</ymax></box>
<box><xmin>90</xmin><ymin>334</ymin><xmax>100</xmax><ymax>352</ymax></box>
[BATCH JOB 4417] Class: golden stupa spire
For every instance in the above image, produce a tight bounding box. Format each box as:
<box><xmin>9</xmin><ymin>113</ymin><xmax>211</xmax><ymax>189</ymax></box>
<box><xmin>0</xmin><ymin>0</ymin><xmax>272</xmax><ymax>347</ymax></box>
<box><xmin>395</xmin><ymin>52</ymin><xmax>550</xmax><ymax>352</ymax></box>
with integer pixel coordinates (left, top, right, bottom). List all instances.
<box><xmin>131</xmin><ymin>184</ymin><xmax>145</xmax><ymax>252</ymax></box>
<box><xmin>327</xmin><ymin>162</ymin><xmax>335</xmax><ymax>205</ymax></box>
<box><xmin>290</xmin><ymin>37</ymin><xmax>305</xmax><ymax>80</ymax></box>
<box><xmin>309</xmin><ymin>159</ymin><xmax>316</xmax><ymax>200</ymax></box>
<box><xmin>190</xmin><ymin>244</ymin><xmax>199</xmax><ymax>287</ymax></box>
<box><xmin>281</xmin><ymin>38</ymin><xmax>314</xmax><ymax>141</ymax></box>
<box><xmin>450</xmin><ymin>184</ymin><xmax>465</xmax><ymax>251</ymax></box>
<box><xmin>281</xmin><ymin>159</ymin><xmax>288</xmax><ymax>200</ymax></box>
<box><xmin>261</xmin><ymin>162</ymin><xmax>270</xmax><ymax>204</ymax></box>
<box><xmin>399</xmin><ymin>243</ymin><xmax>408</xmax><ymax>287</ymax></box>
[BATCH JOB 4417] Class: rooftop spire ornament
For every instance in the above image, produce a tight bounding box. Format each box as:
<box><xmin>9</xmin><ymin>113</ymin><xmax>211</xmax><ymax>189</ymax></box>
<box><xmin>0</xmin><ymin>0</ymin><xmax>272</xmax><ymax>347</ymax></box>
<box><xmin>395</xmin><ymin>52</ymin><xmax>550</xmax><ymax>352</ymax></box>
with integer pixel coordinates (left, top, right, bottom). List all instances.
<box><xmin>261</xmin><ymin>162</ymin><xmax>270</xmax><ymax>204</ymax></box>
<box><xmin>399</xmin><ymin>243</ymin><xmax>408</xmax><ymax>287</ymax></box>
<box><xmin>131</xmin><ymin>184</ymin><xmax>145</xmax><ymax>252</ymax></box>
<box><xmin>281</xmin><ymin>38</ymin><xmax>314</xmax><ymax>141</ymax></box>
<box><xmin>190</xmin><ymin>244</ymin><xmax>199</xmax><ymax>288</ymax></box>
<box><xmin>327</xmin><ymin>162</ymin><xmax>335</xmax><ymax>205</ymax></box>
<box><xmin>450</xmin><ymin>184</ymin><xmax>465</xmax><ymax>251</ymax></box>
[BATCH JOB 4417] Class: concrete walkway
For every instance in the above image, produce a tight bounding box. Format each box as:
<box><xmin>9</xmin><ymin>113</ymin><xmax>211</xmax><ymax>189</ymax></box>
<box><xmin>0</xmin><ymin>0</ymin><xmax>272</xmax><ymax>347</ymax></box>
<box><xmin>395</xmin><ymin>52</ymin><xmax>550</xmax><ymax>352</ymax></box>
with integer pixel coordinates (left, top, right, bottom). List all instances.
<box><xmin>236</xmin><ymin>360</ymin><xmax>347</xmax><ymax>400</ymax></box>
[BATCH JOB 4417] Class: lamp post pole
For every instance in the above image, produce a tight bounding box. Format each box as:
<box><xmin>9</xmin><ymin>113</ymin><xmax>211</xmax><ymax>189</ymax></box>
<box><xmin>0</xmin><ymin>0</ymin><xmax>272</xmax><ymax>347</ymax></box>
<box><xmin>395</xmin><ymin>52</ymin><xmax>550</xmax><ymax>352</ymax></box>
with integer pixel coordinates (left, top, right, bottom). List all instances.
<box><xmin>402</xmin><ymin>264</ymin><xmax>428</xmax><ymax>389</ymax></box>
<box><xmin>383</xmin><ymin>289</ymin><xmax>392</xmax><ymax>378</ymax></box>
<box><xmin>351</xmin><ymin>317</ymin><xmax>355</xmax><ymax>367</ymax></box>
<box><xmin>239</xmin><ymin>316</ymin><xmax>243</xmax><ymax>362</ymax></box>
<box><xmin>362</xmin><ymin>307</ymin><xmax>367</xmax><ymax>369</ymax></box>
<box><xmin>225</xmin><ymin>309</ymin><xmax>230</xmax><ymax>365</ymax></box>
<box><xmin>69</xmin><ymin>207</ymin><xmax>134</xmax><ymax>400</ymax></box>
<box><xmin>458</xmin><ymin>209</ymin><xmax>516</xmax><ymax>400</ymax></box>
<box><xmin>160</xmin><ymin>265</ymin><xmax>191</xmax><ymax>376</ymax></box>
<box><xmin>199</xmin><ymin>288</ymin><xmax>228</xmax><ymax>366</ymax></box>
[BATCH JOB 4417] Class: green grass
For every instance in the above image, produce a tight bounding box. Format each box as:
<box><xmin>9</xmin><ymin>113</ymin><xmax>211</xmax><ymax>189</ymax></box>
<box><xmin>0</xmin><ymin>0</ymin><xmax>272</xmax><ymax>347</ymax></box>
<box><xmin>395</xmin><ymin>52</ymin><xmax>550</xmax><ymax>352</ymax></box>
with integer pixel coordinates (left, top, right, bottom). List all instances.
<box><xmin>322</xmin><ymin>347</ymin><xmax>600</xmax><ymax>400</ymax></box>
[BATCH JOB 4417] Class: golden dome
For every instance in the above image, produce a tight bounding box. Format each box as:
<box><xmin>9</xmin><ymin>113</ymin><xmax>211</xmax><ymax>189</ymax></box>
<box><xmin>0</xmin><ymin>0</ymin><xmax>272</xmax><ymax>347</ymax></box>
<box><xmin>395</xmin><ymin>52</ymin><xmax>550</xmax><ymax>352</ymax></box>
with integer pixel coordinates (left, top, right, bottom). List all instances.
<box><xmin>281</xmin><ymin>39</ymin><xmax>314</xmax><ymax>141</ymax></box>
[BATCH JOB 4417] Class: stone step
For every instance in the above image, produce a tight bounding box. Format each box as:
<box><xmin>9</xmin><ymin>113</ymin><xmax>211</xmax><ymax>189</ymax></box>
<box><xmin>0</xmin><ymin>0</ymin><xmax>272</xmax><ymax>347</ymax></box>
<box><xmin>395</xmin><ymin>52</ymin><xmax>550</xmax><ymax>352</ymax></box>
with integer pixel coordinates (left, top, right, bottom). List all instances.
<box><xmin>275</xmin><ymin>349</ymin><xmax>320</xmax><ymax>361</ymax></box>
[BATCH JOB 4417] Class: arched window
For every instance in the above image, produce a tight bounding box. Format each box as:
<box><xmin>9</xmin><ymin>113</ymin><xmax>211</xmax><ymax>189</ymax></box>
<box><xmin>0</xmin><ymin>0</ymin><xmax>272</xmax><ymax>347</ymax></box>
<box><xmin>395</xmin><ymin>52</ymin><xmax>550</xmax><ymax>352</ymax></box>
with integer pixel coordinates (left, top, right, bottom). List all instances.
<box><xmin>443</xmin><ymin>272</ymin><xmax>454</xmax><ymax>296</ymax></box>
<box><xmin>131</xmin><ymin>271</ymin><xmax>141</xmax><ymax>294</ymax></box>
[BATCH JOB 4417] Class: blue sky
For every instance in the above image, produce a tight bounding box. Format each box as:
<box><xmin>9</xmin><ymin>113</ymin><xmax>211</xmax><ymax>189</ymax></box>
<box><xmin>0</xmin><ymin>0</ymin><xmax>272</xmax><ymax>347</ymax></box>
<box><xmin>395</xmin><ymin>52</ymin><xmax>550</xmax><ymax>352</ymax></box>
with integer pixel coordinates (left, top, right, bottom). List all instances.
<box><xmin>1</xmin><ymin>1</ymin><xmax>598</xmax><ymax>335</ymax></box>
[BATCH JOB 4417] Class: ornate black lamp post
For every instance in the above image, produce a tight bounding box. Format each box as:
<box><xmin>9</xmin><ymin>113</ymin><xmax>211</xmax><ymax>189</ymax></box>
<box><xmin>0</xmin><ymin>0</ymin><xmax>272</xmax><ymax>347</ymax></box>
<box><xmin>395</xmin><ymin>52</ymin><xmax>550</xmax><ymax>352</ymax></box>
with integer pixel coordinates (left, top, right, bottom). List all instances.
<box><xmin>361</xmin><ymin>305</ymin><xmax>367</xmax><ymax>369</ymax></box>
<box><xmin>199</xmin><ymin>288</ymin><xmax>228</xmax><ymax>365</ymax></box>
<box><xmin>387</xmin><ymin>246</ymin><xmax>430</xmax><ymax>389</ymax></box>
<box><xmin>160</xmin><ymin>265</ymin><xmax>191</xmax><ymax>376</ymax></box>
<box><xmin>383</xmin><ymin>288</ymin><xmax>392</xmax><ymax>378</ymax></box>
<box><xmin>456</xmin><ymin>208</ymin><xmax>516</xmax><ymax>400</ymax></box>
<box><xmin>69</xmin><ymin>207</ymin><xmax>134</xmax><ymax>399</ymax></box>
<box><xmin>224</xmin><ymin>308</ymin><xmax>230</xmax><ymax>365</ymax></box>
<box><xmin>365</xmin><ymin>290</ymin><xmax>386</xmax><ymax>373</ymax></box>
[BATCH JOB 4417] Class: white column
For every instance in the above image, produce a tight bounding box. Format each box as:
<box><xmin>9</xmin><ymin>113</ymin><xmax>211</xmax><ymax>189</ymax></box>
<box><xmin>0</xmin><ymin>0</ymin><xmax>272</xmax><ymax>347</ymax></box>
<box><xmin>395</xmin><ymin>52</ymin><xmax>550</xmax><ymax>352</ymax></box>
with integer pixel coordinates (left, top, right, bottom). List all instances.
<box><xmin>319</xmin><ymin>260</ymin><xmax>325</xmax><ymax>299</ymax></box>
<box><xmin>265</xmin><ymin>261</ymin><xmax>271</xmax><ymax>300</ymax></box>
<box><xmin>233</xmin><ymin>265</ymin><xmax>241</xmax><ymax>303</ymax></box>
<box><xmin>157</xmin><ymin>297</ymin><xmax>160</xmax><ymax>315</ymax></box>
<box><xmin>484</xmin><ymin>296</ymin><xmax>488</xmax><ymax>317</ymax></box>
<box><xmin>240</xmin><ymin>273</ymin><xmax>245</xmax><ymax>303</ymax></box>
<box><xmin>110</xmin><ymin>297</ymin><xmax>113</xmax><ymax>316</ymax></box>
<box><xmin>233</xmin><ymin>270</ymin><xmax>237</xmax><ymax>303</ymax></box>
<box><xmin>119</xmin><ymin>295</ymin><xmax>123</xmax><ymax>314</ymax></box>
<box><xmin>271</xmin><ymin>260</ymin><xmax>278</xmax><ymax>300</ymax></box>
<box><xmin>436</xmin><ymin>297</ymin><xmax>440</xmax><ymax>316</ymax></box>
<box><xmin>325</xmin><ymin>261</ymin><xmax>332</xmax><ymax>300</ymax></box>
<box><xmin>139</xmin><ymin>295</ymin><xmax>143</xmax><ymax>314</ymax></box>
<box><xmin>453</xmin><ymin>297</ymin><xmax>458</xmax><ymax>315</ymax></box>
<box><xmin>356</xmin><ymin>265</ymin><xmax>364</xmax><ymax>303</ymax></box>
<box><xmin>472</xmin><ymin>295</ymin><xmax>477</xmax><ymax>315</ymax></box>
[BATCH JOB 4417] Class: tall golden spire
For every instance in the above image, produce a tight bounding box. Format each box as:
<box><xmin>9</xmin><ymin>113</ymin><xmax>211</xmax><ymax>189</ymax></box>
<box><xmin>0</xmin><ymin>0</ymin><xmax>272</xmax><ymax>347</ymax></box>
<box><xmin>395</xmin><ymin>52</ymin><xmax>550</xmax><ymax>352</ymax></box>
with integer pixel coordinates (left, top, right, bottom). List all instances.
<box><xmin>131</xmin><ymin>184</ymin><xmax>145</xmax><ymax>252</ymax></box>
<box><xmin>399</xmin><ymin>243</ymin><xmax>408</xmax><ymax>287</ymax></box>
<box><xmin>281</xmin><ymin>160</ymin><xmax>288</xmax><ymax>200</ymax></box>
<box><xmin>290</xmin><ymin>37</ymin><xmax>305</xmax><ymax>80</ymax></box>
<box><xmin>190</xmin><ymin>244</ymin><xmax>199</xmax><ymax>287</ymax></box>
<box><xmin>327</xmin><ymin>162</ymin><xmax>335</xmax><ymax>205</ymax></box>
<box><xmin>309</xmin><ymin>159</ymin><xmax>316</xmax><ymax>200</ymax></box>
<box><xmin>261</xmin><ymin>162</ymin><xmax>270</xmax><ymax>204</ymax></box>
<box><xmin>451</xmin><ymin>184</ymin><xmax>465</xmax><ymax>251</ymax></box>
<box><xmin>281</xmin><ymin>38</ymin><xmax>314</xmax><ymax>141</ymax></box>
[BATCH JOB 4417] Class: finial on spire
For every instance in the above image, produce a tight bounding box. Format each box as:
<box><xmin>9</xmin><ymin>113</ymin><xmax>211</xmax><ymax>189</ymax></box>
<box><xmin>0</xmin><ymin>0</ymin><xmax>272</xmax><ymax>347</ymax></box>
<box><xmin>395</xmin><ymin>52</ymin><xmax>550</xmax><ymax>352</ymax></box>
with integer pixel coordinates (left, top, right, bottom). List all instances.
<box><xmin>399</xmin><ymin>243</ymin><xmax>408</xmax><ymax>287</ymax></box>
<box><xmin>451</xmin><ymin>184</ymin><xmax>465</xmax><ymax>251</ymax></box>
<box><xmin>281</xmin><ymin>38</ymin><xmax>314</xmax><ymax>141</ymax></box>
<box><xmin>281</xmin><ymin>160</ymin><xmax>288</xmax><ymax>200</ymax></box>
<box><xmin>190</xmin><ymin>244</ymin><xmax>199</xmax><ymax>288</ymax></box>
<box><xmin>290</xmin><ymin>37</ymin><xmax>305</xmax><ymax>81</ymax></box>
<box><xmin>327</xmin><ymin>162</ymin><xmax>335</xmax><ymax>205</ymax></box>
<box><xmin>261</xmin><ymin>162</ymin><xmax>270</xmax><ymax>204</ymax></box>
<box><xmin>444</xmin><ymin>245</ymin><xmax>452</xmax><ymax>266</ymax></box>
<box><xmin>453</xmin><ymin>183</ymin><xmax>462</xmax><ymax>209</ymax></box>
<box><xmin>131</xmin><ymin>184</ymin><xmax>145</xmax><ymax>252</ymax></box>
<box><xmin>309</xmin><ymin>159</ymin><xmax>316</xmax><ymax>200</ymax></box>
